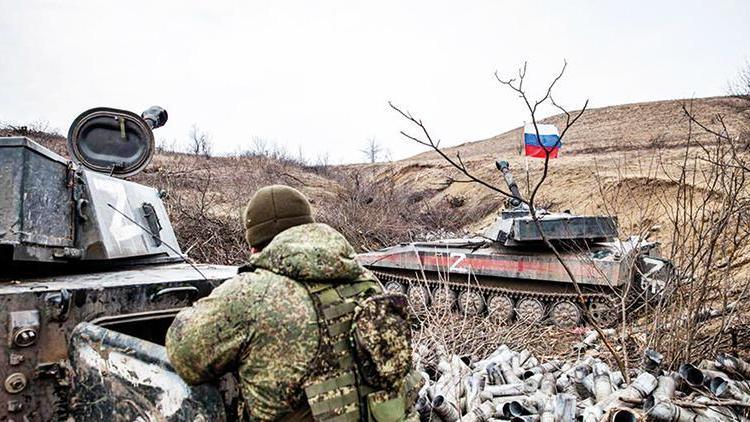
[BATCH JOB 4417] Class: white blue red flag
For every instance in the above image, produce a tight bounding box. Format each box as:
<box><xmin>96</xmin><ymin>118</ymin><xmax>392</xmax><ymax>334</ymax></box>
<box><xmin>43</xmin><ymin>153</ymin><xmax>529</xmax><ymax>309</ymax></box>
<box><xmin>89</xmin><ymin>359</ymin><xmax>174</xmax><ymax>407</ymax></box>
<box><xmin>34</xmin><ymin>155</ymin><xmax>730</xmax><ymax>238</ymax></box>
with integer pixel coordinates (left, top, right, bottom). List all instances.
<box><xmin>523</xmin><ymin>124</ymin><xmax>561</xmax><ymax>158</ymax></box>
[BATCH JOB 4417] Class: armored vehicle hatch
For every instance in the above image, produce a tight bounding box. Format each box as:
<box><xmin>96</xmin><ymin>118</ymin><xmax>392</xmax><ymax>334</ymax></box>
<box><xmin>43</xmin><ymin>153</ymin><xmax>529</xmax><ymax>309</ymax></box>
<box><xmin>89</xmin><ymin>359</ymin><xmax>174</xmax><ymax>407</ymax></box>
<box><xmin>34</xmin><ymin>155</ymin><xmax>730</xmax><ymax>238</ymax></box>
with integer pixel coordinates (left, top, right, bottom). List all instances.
<box><xmin>1</xmin><ymin>106</ymin><xmax>239</xmax><ymax>421</ymax></box>
<box><xmin>67</xmin><ymin>106</ymin><xmax>166</xmax><ymax>177</ymax></box>
<box><xmin>1</xmin><ymin>106</ymin><xmax>179</xmax><ymax>265</ymax></box>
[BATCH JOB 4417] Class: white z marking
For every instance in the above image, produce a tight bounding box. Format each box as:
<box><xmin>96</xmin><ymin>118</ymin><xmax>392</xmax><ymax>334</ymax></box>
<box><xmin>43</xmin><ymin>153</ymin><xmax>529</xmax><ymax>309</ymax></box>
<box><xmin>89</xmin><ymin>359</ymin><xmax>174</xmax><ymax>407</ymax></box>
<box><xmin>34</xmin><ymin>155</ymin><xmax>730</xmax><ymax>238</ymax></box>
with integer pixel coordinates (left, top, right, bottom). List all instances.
<box><xmin>449</xmin><ymin>252</ymin><xmax>468</xmax><ymax>273</ymax></box>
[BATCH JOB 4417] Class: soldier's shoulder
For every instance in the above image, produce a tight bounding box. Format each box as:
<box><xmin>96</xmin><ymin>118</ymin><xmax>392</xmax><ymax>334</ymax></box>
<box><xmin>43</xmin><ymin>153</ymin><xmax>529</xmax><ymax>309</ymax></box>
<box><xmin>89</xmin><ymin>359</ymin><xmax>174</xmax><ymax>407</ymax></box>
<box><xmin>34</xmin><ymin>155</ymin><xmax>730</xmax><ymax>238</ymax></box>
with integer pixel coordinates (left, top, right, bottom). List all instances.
<box><xmin>231</xmin><ymin>270</ymin><xmax>318</xmax><ymax>341</ymax></box>
<box><xmin>206</xmin><ymin>269</ymin><xmax>285</xmax><ymax>303</ymax></box>
<box><xmin>227</xmin><ymin>269</ymin><xmax>313</xmax><ymax>306</ymax></box>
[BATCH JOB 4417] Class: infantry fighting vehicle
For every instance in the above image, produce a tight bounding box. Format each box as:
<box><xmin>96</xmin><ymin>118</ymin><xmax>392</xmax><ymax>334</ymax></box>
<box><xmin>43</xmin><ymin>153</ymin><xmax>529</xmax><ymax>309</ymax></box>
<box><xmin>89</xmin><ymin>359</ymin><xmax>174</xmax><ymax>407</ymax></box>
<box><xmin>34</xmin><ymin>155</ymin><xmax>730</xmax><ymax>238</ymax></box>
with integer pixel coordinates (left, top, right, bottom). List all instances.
<box><xmin>357</xmin><ymin>161</ymin><xmax>672</xmax><ymax>328</ymax></box>
<box><xmin>1</xmin><ymin>107</ymin><xmax>237</xmax><ymax>421</ymax></box>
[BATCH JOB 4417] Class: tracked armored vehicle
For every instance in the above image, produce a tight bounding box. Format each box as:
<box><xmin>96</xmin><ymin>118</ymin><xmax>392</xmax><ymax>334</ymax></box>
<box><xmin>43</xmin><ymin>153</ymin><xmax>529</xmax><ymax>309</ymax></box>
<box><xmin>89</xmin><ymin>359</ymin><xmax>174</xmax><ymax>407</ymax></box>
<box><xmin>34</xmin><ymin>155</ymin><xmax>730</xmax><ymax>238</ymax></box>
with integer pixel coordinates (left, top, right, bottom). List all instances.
<box><xmin>357</xmin><ymin>161</ymin><xmax>671</xmax><ymax>327</ymax></box>
<box><xmin>1</xmin><ymin>107</ymin><xmax>237</xmax><ymax>421</ymax></box>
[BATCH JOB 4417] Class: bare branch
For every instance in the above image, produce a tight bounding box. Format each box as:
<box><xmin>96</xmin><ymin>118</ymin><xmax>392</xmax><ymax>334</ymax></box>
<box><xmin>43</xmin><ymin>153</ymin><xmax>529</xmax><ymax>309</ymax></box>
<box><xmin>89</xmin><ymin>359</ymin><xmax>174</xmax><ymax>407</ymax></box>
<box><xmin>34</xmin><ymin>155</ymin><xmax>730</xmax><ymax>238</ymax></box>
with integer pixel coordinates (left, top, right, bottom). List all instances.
<box><xmin>389</xmin><ymin>101</ymin><xmax>519</xmax><ymax>200</ymax></box>
<box><xmin>393</xmin><ymin>62</ymin><xmax>629</xmax><ymax>377</ymax></box>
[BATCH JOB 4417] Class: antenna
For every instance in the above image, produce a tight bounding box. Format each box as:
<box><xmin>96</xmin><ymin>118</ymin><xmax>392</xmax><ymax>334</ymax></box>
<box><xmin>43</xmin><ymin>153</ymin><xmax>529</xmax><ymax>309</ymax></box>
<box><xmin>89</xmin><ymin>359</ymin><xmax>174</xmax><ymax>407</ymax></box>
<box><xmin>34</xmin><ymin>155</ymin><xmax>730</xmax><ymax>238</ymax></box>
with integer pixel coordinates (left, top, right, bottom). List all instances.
<box><xmin>106</xmin><ymin>203</ymin><xmax>208</xmax><ymax>281</ymax></box>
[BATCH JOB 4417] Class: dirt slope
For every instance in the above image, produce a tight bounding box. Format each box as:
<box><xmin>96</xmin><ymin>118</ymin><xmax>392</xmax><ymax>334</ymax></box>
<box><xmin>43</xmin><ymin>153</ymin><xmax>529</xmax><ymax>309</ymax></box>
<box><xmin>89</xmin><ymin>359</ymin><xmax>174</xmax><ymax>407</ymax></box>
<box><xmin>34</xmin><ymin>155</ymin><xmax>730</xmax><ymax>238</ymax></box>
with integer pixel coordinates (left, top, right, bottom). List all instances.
<box><xmin>412</xmin><ymin>96</ymin><xmax>746</xmax><ymax>160</ymax></box>
<box><xmin>357</xmin><ymin>96</ymin><xmax>747</xmax><ymax>227</ymax></box>
<box><xmin>353</xmin><ymin>95</ymin><xmax>750</xmax><ymax>278</ymax></box>
<box><xmin>4</xmin><ymin>96</ymin><xmax>747</xmax><ymax>267</ymax></box>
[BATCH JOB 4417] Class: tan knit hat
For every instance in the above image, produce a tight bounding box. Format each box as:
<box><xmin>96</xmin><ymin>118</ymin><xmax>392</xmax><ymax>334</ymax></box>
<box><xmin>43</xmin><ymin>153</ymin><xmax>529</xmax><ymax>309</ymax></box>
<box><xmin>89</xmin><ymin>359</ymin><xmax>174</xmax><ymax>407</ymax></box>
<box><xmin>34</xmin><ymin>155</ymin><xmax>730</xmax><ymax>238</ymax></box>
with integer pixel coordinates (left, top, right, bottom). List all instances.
<box><xmin>243</xmin><ymin>185</ymin><xmax>314</xmax><ymax>247</ymax></box>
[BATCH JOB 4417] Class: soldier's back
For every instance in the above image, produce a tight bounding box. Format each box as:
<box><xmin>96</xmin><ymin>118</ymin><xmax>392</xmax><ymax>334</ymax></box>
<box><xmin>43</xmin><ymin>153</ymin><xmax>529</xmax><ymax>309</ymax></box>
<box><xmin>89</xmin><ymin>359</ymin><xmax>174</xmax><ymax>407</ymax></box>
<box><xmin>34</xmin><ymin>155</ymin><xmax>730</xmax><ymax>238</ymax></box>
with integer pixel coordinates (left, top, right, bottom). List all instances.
<box><xmin>168</xmin><ymin>269</ymin><xmax>320</xmax><ymax>421</ymax></box>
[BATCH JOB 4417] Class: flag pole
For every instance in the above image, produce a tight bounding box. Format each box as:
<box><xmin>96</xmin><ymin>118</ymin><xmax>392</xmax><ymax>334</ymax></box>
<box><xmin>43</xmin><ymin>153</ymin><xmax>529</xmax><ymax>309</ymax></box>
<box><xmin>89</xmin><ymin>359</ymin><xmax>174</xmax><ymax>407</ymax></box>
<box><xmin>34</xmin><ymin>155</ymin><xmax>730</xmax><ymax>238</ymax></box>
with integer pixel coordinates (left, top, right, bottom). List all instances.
<box><xmin>522</xmin><ymin>121</ymin><xmax>531</xmax><ymax>199</ymax></box>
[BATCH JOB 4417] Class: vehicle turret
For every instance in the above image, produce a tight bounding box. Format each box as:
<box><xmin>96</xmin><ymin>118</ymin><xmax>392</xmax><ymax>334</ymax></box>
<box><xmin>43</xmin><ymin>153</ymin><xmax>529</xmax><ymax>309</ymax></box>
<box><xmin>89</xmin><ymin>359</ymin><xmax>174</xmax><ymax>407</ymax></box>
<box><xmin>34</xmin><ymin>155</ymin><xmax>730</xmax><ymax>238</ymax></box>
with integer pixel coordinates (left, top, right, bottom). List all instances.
<box><xmin>0</xmin><ymin>106</ymin><xmax>182</xmax><ymax>268</ymax></box>
<box><xmin>484</xmin><ymin>161</ymin><xmax>619</xmax><ymax>246</ymax></box>
<box><xmin>0</xmin><ymin>106</ymin><xmax>238</xmax><ymax>421</ymax></box>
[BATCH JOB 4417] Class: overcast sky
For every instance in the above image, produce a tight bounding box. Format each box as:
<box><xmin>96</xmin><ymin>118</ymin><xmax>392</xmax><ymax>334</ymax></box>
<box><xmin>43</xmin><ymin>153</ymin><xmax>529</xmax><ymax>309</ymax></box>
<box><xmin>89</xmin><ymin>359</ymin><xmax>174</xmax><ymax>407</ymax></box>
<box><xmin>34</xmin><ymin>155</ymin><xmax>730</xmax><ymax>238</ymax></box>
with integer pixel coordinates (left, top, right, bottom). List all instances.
<box><xmin>1</xmin><ymin>1</ymin><xmax>748</xmax><ymax>163</ymax></box>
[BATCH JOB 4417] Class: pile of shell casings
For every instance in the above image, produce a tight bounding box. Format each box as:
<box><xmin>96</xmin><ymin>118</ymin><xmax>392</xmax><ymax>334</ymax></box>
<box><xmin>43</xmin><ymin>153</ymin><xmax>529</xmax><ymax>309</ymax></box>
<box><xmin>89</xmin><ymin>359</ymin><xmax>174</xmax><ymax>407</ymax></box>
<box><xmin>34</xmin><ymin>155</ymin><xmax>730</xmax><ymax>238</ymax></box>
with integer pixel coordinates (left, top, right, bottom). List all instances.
<box><xmin>415</xmin><ymin>344</ymin><xmax>750</xmax><ymax>421</ymax></box>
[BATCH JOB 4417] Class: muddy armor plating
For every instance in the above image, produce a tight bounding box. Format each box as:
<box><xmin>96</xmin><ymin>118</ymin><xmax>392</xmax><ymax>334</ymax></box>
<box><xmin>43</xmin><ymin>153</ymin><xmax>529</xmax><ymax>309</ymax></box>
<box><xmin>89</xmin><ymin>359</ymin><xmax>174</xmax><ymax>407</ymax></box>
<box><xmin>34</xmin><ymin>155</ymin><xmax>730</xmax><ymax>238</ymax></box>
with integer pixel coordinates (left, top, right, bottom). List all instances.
<box><xmin>0</xmin><ymin>107</ymin><xmax>237</xmax><ymax>421</ymax></box>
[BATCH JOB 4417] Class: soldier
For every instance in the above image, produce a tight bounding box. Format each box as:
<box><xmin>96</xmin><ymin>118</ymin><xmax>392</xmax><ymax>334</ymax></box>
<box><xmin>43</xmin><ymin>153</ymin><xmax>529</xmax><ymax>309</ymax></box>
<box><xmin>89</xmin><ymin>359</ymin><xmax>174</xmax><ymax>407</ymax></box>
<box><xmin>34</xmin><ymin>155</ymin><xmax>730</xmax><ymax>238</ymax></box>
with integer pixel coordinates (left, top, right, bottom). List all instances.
<box><xmin>166</xmin><ymin>184</ymin><xmax>414</xmax><ymax>421</ymax></box>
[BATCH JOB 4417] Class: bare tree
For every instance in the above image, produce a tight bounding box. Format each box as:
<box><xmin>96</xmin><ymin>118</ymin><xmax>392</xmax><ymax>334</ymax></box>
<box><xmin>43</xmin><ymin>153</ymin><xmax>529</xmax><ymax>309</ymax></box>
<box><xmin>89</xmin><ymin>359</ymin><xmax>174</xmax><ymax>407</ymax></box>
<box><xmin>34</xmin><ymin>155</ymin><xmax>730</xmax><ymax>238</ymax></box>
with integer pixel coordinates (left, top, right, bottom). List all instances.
<box><xmin>308</xmin><ymin>151</ymin><xmax>331</xmax><ymax>175</ymax></box>
<box><xmin>360</xmin><ymin>137</ymin><xmax>384</xmax><ymax>163</ymax></box>
<box><xmin>637</xmin><ymin>105</ymin><xmax>750</xmax><ymax>365</ymax></box>
<box><xmin>388</xmin><ymin>61</ymin><xmax>636</xmax><ymax>377</ymax></box>
<box><xmin>156</xmin><ymin>137</ymin><xmax>179</xmax><ymax>153</ymax></box>
<box><xmin>243</xmin><ymin>136</ymin><xmax>302</xmax><ymax>164</ymax></box>
<box><xmin>188</xmin><ymin>124</ymin><xmax>212</xmax><ymax>157</ymax></box>
<box><xmin>249</xmin><ymin>136</ymin><xmax>269</xmax><ymax>157</ymax></box>
<box><xmin>728</xmin><ymin>60</ymin><xmax>750</xmax><ymax>102</ymax></box>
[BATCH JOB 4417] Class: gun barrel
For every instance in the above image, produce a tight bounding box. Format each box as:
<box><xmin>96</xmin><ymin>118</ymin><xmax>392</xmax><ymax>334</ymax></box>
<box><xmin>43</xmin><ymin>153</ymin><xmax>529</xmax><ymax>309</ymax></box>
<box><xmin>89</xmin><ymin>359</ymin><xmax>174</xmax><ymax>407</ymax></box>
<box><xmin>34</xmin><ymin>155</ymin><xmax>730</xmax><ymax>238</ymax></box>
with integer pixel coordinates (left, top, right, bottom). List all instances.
<box><xmin>495</xmin><ymin>160</ymin><xmax>523</xmax><ymax>206</ymax></box>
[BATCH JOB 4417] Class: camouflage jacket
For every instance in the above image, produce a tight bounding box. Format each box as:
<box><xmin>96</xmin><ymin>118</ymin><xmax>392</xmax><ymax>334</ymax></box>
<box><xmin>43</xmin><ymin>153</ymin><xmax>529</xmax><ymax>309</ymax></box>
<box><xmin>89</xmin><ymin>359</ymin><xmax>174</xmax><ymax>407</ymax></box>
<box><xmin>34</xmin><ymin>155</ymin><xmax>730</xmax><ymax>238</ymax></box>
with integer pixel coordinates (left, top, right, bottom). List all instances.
<box><xmin>165</xmin><ymin>223</ymin><xmax>381</xmax><ymax>421</ymax></box>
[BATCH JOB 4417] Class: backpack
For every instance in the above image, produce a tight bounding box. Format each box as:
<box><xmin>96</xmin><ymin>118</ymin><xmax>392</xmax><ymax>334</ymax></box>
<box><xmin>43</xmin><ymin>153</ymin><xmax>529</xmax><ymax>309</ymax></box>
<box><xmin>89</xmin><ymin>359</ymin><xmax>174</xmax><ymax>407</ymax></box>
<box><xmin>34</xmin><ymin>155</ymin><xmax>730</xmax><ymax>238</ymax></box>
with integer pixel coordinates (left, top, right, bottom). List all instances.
<box><xmin>351</xmin><ymin>293</ymin><xmax>412</xmax><ymax>391</ymax></box>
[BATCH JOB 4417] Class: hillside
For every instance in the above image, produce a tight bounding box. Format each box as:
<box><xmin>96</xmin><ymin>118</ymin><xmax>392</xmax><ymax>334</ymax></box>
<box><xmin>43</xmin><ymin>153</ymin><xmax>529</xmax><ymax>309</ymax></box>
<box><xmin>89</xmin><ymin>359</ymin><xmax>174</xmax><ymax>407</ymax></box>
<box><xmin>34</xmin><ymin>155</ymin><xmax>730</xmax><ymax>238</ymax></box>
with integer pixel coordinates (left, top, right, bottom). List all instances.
<box><xmin>3</xmin><ymin>96</ymin><xmax>747</xmax><ymax>261</ymax></box>
<box><xmin>4</xmin><ymin>95</ymin><xmax>749</xmax><ymax>365</ymax></box>
<box><xmin>414</xmin><ymin>96</ymin><xmax>746</xmax><ymax>160</ymax></box>
<box><xmin>354</xmin><ymin>96</ymin><xmax>749</xmax><ymax>239</ymax></box>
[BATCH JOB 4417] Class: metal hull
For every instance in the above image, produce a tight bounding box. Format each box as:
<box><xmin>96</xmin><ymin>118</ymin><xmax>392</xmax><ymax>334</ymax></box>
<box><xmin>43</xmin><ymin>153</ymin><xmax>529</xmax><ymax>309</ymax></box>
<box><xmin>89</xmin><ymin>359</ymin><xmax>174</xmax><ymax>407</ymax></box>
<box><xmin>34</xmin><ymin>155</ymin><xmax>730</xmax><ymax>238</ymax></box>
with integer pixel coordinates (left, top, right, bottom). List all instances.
<box><xmin>357</xmin><ymin>239</ymin><xmax>638</xmax><ymax>287</ymax></box>
<box><xmin>0</xmin><ymin>110</ymin><xmax>240</xmax><ymax>420</ymax></box>
<box><xmin>0</xmin><ymin>263</ymin><xmax>236</xmax><ymax>421</ymax></box>
<box><xmin>357</xmin><ymin>237</ymin><xmax>664</xmax><ymax>327</ymax></box>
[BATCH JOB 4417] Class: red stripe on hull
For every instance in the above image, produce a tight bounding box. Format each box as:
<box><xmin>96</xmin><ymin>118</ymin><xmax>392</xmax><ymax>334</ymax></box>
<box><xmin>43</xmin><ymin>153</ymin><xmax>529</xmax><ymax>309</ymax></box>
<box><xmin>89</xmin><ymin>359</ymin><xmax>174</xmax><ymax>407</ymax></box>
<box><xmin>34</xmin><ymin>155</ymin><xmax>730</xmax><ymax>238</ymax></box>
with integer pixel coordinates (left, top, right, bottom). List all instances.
<box><xmin>365</xmin><ymin>250</ymin><xmax>620</xmax><ymax>285</ymax></box>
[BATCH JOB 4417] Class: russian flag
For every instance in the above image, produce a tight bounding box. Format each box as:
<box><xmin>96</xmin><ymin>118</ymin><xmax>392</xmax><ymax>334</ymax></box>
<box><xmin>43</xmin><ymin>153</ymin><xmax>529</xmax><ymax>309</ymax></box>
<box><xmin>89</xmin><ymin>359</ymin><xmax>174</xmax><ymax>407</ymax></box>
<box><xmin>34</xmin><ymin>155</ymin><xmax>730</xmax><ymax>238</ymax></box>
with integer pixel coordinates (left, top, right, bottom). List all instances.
<box><xmin>523</xmin><ymin>124</ymin><xmax>561</xmax><ymax>158</ymax></box>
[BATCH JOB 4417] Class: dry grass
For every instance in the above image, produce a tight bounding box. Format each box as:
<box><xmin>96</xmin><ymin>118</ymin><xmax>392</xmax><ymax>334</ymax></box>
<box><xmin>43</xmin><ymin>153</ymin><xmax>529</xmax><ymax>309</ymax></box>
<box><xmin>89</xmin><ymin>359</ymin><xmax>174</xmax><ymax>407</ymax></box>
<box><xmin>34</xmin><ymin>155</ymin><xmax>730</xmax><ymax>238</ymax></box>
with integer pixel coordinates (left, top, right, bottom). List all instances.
<box><xmin>314</xmin><ymin>170</ymin><xmax>501</xmax><ymax>251</ymax></box>
<box><xmin>136</xmin><ymin>153</ymin><xmax>494</xmax><ymax>263</ymax></box>
<box><xmin>410</xmin><ymin>101</ymin><xmax>750</xmax><ymax>372</ymax></box>
<box><xmin>4</xmin><ymin>95</ymin><xmax>749</xmax><ymax>368</ymax></box>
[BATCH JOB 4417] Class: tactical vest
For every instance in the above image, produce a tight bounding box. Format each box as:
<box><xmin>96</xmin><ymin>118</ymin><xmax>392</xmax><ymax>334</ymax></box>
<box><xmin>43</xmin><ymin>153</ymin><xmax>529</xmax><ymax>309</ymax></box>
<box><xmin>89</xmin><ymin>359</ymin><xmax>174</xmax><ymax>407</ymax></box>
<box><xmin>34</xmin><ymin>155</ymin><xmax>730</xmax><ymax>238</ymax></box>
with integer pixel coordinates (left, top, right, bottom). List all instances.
<box><xmin>301</xmin><ymin>278</ymin><xmax>412</xmax><ymax>422</ymax></box>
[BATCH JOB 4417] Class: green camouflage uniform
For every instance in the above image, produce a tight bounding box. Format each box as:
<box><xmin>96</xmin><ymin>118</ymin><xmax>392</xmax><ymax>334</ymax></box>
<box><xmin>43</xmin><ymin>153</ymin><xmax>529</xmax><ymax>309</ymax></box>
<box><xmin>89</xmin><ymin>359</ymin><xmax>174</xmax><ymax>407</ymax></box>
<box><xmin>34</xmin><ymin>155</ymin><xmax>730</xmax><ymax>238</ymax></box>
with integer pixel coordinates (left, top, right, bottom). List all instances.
<box><xmin>165</xmin><ymin>223</ymin><xmax>384</xmax><ymax>421</ymax></box>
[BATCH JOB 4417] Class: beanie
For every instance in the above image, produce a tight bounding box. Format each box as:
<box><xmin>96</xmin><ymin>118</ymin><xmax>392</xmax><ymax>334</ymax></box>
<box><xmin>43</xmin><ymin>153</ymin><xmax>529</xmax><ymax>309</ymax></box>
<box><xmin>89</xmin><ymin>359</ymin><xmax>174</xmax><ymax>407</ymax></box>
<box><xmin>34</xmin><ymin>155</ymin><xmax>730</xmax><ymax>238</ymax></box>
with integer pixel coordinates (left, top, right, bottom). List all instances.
<box><xmin>243</xmin><ymin>185</ymin><xmax>314</xmax><ymax>247</ymax></box>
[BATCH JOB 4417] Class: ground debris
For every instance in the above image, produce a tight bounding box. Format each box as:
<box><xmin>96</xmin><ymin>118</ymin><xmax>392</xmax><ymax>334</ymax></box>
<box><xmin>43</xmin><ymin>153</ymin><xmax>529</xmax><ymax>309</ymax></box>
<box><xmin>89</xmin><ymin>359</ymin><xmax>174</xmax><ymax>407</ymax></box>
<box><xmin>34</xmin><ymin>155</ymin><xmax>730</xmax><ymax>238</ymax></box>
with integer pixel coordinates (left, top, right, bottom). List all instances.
<box><xmin>413</xmin><ymin>345</ymin><xmax>750</xmax><ymax>421</ymax></box>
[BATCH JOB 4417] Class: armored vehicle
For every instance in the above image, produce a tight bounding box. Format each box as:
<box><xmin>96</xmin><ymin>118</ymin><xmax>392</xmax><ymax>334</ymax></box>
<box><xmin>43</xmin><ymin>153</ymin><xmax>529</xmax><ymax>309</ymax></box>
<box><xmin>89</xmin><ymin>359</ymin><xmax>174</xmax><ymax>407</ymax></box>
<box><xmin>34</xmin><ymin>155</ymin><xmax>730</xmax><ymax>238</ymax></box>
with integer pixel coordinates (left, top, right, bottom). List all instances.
<box><xmin>1</xmin><ymin>107</ymin><xmax>237</xmax><ymax>421</ymax></box>
<box><xmin>357</xmin><ymin>161</ymin><xmax>671</xmax><ymax>328</ymax></box>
